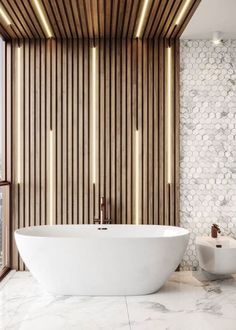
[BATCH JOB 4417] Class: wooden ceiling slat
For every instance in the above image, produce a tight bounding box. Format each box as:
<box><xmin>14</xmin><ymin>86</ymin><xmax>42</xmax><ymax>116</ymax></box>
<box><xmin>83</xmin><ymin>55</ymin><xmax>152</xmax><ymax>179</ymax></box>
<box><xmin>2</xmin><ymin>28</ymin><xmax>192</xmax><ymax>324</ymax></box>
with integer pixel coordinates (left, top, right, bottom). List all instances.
<box><xmin>143</xmin><ymin>0</ymin><xmax>161</xmax><ymax>38</ymax></box>
<box><xmin>154</xmin><ymin>0</ymin><xmax>176</xmax><ymax>37</ymax></box>
<box><xmin>91</xmin><ymin>0</ymin><xmax>99</xmax><ymax>38</ymax></box>
<box><xmin>70</xmin><ymin>0</ymin><xmax>83</xmax><ymax>38</ymax></box>
<box><xmin>42</xmin><ymin>0</ymin><xmax>61</xmax><ymax>38</ymax></box>
<box><xmin>148</xmin><ymin>0</ymin><xmax>168</xmax><ymax>38</ymax></box>
<box><xmin>104</xmin><ymin>0</ymin><xmax>111</xmax><ymax>38</ymax></box>
<box><xmin>77</xmin><ymin>1</ymin><xmax>88</xmax><ymax>38</ymax></box>
<box><xmin>0</xmin><ymin>0</ymin><xmax>201</xmax><ymax>40</ymax></box>
<box><xmin>10</xmin><ymin>0</ymin><xmax>34</xmax><ymax>38</ymax></box>
<box><xmin>164</xmin><ymin>0</ymin><xmax>183</xmax><ymax>39</ymax></box>
<box><xmin>63</xmin><ymin>0</ymin><xmax>78</xmax><ymax>38</ymax></box>
<box><xmin>122</xmin><ymin>0</ymin><xmax>132</xmax><ymax>38</ymax></box>
<box><xmin>2</xmin><ymin>0</ymin><xmax>26</xmax><ymax>38</ymax></box>
<box><xmin>25</xmin><ymin>0</ymin><xmax>47</xmax><ymax>38</ymax></box>
<box><xmin>49</xmin><ymin>0</ymin><xmax>66</xmax><ymax>38</ymax></box>
<box><xmin>0</xmin><ymin>23</ymin><xmax>11</xmax><ymax>40</ymax></box>
<box><xmin>175</xmin><ymin>0</ymin><xmax>201</xmax><ymax>38</ymax></box>
<box><xmin>57</xmin><ymin>0</ymin><xmax>72</xmax><ymax>38</ymax></box>
<box><xmin>19</xmin><ymin>0</ymin><xmax>44</xmax><ymax>38</ymax></box>
<box><xmin>134</xmin><ymin>0</ymin><xmax>153</xmax><ymax>39</ymax></box>
<box><xmin>116</xmin><ymin>0</ymin><xmax>126</xmax><ymax>38</ymax></box>
<box><xmin>110</xmin><ymin>0</ymin><xmax>119</xmax><ymax>37</ymax></box>
<box><xmin>84</xmin><ymin>0</ymin><xmax>94</xmax><ymax>39</ymax></box>
<box><xmin>127</xmin><ymin>0</ymin><xmax>140</xmax><ymax>38</ymax></box>
<box><xmin>98</xmin><ymin>0</ymin><xmax>105</xmax><ymax>38</ymax></box>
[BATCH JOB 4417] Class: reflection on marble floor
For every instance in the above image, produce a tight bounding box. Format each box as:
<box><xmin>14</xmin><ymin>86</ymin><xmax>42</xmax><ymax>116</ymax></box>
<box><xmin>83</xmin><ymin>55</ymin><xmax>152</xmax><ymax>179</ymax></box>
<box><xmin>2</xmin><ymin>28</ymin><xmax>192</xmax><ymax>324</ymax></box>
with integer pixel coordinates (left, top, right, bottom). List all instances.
<box><xmin>0</xmin><ymin>271</ymin><xmax>236</xmax><ymax>330</ymax></box>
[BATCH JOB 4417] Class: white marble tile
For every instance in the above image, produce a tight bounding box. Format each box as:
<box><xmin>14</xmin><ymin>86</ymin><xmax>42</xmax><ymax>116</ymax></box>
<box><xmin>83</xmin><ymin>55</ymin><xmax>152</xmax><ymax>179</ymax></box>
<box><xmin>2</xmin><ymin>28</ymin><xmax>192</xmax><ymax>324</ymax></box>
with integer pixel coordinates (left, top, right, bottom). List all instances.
<box><xmin>180</xmin><ymin>39</ymin><xmax>236</xmax><ymax>271</ymax></box>
<box><xmin>0</xmin><ymin>272</ymin><xmax>130</xmax><ymax>330</ymax></box>
<box><xmin>1</xmin><ymin>271</ymin><xmax>236</xmax><ymax>330</ymax></box>
<box><xmin>126</xmin><ymin>272</ymin><xmax>236</xmax><ymax>330</ymax></box>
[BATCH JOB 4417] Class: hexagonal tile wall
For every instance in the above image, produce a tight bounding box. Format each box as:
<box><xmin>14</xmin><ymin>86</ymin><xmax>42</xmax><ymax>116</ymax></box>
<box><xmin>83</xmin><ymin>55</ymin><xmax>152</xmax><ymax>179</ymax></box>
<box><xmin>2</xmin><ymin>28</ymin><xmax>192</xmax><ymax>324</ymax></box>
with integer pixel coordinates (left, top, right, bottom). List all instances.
<box><xmin>180</xmin><ymin>40</ymin><xmax>236</xmax><ymax>270</ymax></box>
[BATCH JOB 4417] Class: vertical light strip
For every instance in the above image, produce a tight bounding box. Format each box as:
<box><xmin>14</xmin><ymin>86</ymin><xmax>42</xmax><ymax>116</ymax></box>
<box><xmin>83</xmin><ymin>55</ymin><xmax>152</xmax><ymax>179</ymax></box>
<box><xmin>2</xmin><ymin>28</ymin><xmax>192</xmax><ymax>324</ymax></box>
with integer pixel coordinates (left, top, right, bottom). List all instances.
<box><xmin>167</xmin><ymin>47</ymin><xmax>172</xmax><ymax>184</ymax></box>
<box><xmin>92</xmin><ymin>47</ymin><xmax>97</xmax><ymax>185</ymax></box>
<box><xmin>136</xmin><ymin>0</ymin><xmax>149</xmax><ymax>38</ymax></box>
<box><xmin>175</xmin><ymin>0</ymin><xmax>192</xmax><ymax>25</ymax></box>
<box><xmin>17</xmin><ymin>47</ymin><xmax>21</xmax><ymax>184</ymax></box>
<box><xmin>33</xmin><ymin>0</ymin><xmax>53</xmax><ymax>38</ymax></box>
<box><xmin>49</xmin><ymin>130</ymin><xmax>54</xmax><ymax>225</ymax></box>
<box><xmin>0</xmin><ymin>7</ymin><xmax>11</xmax><ymax>26</ymax></box>
<box><xmin>135</xmin><ymin>130</ymin><xmax>139</xmax><ymax>224</ymax></box>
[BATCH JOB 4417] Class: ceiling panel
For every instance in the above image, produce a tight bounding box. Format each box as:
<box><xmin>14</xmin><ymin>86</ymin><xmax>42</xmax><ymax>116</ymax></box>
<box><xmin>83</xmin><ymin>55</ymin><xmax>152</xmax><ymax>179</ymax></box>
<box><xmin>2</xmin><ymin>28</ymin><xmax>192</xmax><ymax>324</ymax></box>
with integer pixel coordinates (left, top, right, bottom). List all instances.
<box><xmin>0</xmin><ymin>0</ymin><xmax>201</xmax><ymax>40</ymax></box>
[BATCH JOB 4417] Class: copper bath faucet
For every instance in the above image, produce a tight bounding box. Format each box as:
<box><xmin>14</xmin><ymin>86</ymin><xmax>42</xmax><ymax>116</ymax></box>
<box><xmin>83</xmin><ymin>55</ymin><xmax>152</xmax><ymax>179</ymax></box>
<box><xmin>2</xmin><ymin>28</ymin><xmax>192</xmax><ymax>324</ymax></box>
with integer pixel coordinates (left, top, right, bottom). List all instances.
<box><xmin>94</xmin><ymin>197</ymin><xmax>112</xmax><ymax>225</ymax></box>
<box><xmin>211</xmin><ymin>224</ymin><xmax>221</xmax><ymax>238</ymax></box>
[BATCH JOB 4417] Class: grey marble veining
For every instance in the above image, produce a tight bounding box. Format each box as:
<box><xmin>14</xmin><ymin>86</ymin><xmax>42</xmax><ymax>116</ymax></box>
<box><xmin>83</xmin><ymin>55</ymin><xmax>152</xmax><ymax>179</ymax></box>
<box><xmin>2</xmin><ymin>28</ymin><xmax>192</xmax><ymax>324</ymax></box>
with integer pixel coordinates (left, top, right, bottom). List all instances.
<box><xmin>180</xmin><ymin>39</ymin><xmax>236</xmax><ymax>270</ymax></box>
<box><xmin>1</xmin><ymin>271</ymin><xmax>236</xmax><ymax>330</ymax></box>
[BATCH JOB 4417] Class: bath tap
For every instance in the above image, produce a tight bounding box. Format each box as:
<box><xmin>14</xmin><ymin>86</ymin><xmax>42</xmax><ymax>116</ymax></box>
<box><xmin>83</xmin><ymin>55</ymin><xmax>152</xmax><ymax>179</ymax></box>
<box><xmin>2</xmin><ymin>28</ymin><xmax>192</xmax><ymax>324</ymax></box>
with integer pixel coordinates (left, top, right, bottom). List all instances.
<box><xmin>211</xmin><ymin>224</ymin><xmax>221</xmax><ymax>238</ymax></box>
<box><xmin>93</xmin><ymin>197</ymin><xmax>112</xmax><ymax>225</ymax></box>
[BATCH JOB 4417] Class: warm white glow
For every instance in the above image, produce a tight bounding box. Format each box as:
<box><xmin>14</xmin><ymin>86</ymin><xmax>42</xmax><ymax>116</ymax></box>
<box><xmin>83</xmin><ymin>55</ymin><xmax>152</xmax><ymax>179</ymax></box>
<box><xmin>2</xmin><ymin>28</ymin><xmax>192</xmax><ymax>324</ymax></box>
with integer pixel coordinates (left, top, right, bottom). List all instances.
<box><xmin>167</xmin><ymin>47</ymin><xmax>172</xmax><ymax>184</ymax></box>
<box><xmin>0</xmin><ymin>7</ymin><xmax>11</xmax><ymax>26</ymax></box>
<box><xmin>17</xmin><ymin>47</ymin><xmax>21</xmax><ymax>184</ymax></box>
<box><xmin>33</xmin><ymin>0</ymin><xmax>53</xmax><ymax>38</ymax></box>
<box><xmin>49</xmin><ymin>130</ymin><xmax>54</xmax><ymax>225</ymax></box>
<box><xmin>175</xmin><ymin>0</ymin><xmax>191</xmax><ymax>25</ymax></box>
<box><xmin>136</xmin><ymin>0</ymin><xmax>149</xmax><ymax>38</ymax></box>
<box><xmin>92</xmin><ymin>47</ymin><xmax>97</xmax><ymax>184</ymax></box>
<box><xmin>212</xmin><ymin>32</ymin><xmax>222</xmax><ymax>45</ymax></box>
<box><xmin>135</xmin><ymin>130</ymin><xmax>140</xmax><ymax>225</ymax></box>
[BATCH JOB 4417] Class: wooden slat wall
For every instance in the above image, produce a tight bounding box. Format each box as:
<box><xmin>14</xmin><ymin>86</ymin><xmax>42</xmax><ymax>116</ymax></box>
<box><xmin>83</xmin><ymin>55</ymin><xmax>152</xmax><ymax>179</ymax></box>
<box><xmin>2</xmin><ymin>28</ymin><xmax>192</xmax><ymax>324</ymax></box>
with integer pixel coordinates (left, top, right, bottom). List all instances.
<box><xmin>5</xmin><ymin>38</ymin><xmax>180</xmax><ymax>270</ymax></box>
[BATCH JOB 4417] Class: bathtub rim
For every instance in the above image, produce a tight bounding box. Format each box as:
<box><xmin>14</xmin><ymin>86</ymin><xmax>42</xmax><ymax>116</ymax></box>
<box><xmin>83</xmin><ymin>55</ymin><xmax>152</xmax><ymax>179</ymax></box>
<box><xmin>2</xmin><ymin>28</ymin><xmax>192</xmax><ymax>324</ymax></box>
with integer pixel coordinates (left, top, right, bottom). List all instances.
<box><xmin>15</xmin><ymin>224</ymin><xmax>189</xmax><ymax>239</ymax></box>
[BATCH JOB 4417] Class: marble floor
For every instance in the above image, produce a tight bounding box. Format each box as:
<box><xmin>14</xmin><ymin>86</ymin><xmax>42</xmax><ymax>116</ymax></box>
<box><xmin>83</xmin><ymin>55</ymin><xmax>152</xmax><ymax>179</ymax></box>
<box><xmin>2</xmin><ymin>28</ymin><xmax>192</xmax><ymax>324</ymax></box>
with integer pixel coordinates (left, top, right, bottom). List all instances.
<box><xmin>0</xmin><ymin>271</ymin><xmax>236</xmax><ymax>330</ymax></box>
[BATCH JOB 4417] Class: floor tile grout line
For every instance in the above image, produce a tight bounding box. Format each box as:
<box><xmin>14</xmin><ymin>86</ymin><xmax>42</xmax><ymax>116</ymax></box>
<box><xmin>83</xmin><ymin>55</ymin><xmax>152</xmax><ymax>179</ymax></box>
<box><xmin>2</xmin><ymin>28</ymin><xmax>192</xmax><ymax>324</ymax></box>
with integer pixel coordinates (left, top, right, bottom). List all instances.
<box><xmin>125</xmin><ymin>296</ymin><xmax>132</xmax><ymax>330</ymax></box>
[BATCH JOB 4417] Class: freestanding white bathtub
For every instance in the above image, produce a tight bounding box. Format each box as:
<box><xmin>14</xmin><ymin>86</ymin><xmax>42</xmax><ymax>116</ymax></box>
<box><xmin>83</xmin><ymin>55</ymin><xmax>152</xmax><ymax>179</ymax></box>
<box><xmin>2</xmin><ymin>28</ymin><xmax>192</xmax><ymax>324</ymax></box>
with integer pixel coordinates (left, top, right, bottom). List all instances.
<box><xmin>15</xmin><ymin>225</ymin><xmax>189</xmax><ymax>296</ymax></box>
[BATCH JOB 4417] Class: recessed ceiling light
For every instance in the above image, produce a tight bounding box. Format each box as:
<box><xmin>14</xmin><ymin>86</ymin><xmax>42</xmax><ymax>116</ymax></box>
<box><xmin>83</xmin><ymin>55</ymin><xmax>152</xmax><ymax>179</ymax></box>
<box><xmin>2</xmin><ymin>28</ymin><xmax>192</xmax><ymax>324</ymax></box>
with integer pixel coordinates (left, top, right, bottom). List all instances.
<box><xmin>212</xmin><ymin>31</ymin><xmax>222</xmax><ymax>45</ymax></box>
<box><xmin>0</xmin><ymin>6</ymin><xmax>11</xmax><ymax>26</ymax></box>
<box><xmin>33</xmin><ymin>0</ymin><xmax>53</xmax><ymax>38</ymax></box>
<box><xmin>136</xmin><ymin>0</ymin><xmax>149</xmax><ymax>38</ymax></box>
<box><xmin>176</xmin><ymin>0</ymin><xmax>192</xmax><ymax>26</ymax></box>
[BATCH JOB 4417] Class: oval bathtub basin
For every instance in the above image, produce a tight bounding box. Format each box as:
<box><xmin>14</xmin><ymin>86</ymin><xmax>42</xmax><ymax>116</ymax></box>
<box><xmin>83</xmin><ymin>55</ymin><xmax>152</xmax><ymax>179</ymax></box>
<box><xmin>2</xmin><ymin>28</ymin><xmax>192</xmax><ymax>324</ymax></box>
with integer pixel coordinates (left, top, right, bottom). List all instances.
<box><xmin>15</xmin><ymin>225</ymin><xmax>189</xmax><ymax>296</ymax></box>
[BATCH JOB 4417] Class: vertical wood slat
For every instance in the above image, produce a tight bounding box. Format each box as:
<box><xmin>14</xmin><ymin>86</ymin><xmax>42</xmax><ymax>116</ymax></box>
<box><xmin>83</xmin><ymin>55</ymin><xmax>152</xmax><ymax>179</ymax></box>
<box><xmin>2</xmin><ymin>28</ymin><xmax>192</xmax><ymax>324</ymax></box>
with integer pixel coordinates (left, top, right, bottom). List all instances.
<box><xmin>83</xmin><ymin>39</ymin><xmax>89</xmax><ymax>224</ymax></box>
<box><xmin>11</xmin><ymin>41</ymin><xmax>18</xmax><ymax>269</ymax></box>
<box><xmin>174</xmin><ymin>39</ymin><xmax>180</xmax><ymax>226</ymax></box>
<box><xmin>6</xmin><ymin>38</ymin><xmax>180</xmax><ymax>269</ymax></box>
<box><xmin>158</xmin><ymin>38</ymin><xmax>164</xmax><ymax>225</ymax></box>
<box><xmin>126</xmin><ymin>40</ymin><xmax>132</xmax><ymax>225</ymax></box>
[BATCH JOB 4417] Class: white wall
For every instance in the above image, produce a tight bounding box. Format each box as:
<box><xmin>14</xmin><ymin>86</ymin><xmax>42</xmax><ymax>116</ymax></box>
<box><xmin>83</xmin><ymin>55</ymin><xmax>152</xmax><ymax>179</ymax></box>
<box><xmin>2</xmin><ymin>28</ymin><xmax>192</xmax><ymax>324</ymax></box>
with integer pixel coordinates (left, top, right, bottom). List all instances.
<box><xmin>180</xmin><ymin>40</ymin><xmax>236</xmax><ymax>270</ymax></box>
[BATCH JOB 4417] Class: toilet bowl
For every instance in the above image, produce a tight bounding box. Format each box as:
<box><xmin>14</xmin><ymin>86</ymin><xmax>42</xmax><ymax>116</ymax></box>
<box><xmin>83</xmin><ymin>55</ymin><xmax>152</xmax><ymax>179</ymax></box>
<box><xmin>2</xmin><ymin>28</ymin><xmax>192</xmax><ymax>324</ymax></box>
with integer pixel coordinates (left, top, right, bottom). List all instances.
<box><xmin>196</xmin><ymin>236</ymin><xmax>236</xmax><ymax>275</ymax></box>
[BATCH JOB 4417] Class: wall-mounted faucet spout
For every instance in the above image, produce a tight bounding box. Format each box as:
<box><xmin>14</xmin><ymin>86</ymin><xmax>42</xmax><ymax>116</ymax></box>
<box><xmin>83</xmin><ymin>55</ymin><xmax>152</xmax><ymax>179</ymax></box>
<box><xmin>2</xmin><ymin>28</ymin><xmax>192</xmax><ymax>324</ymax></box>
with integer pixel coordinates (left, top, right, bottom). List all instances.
<box><xmin>211</xmin><ymin>224</ymin><xmax>221</xmax><ymax>238</ymax></box>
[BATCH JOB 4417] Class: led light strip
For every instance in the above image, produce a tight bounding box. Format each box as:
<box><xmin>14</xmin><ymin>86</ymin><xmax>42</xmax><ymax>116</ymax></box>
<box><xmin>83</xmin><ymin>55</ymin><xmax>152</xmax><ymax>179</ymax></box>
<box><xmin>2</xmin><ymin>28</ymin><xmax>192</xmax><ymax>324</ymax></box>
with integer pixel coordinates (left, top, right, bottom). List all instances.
<box><xmin>17</xmin><ymin>47</ymin><xmax>21</xmax><ymax>184</ymax></box>
<box><xmin>92</xmin><ymin>47</ymin><xmax>97</xmax><ymax>185</ymax></box>
<box><xmin>135</xmin><ymin>130</ymin><xmax>139</xmax><ymax>224</ymax></box>
<box><xmin>175</xmin><ymin>0</ymin><xmax>192</xmax><ymax>26</ymax></box>
<box><xmin>49</xmin><ymin>130</ymin><xmax>54</xmax><ymax>225</ymax></box>
<box><xmin>136</xmin><ymin>0</ymin><xmax>149</xmax><ymax>38</ymax></box>
<box><xmin>33</xmin><ymin>0</ymin><xmax>53</xmax><ymax>38</ymax></box>
<box><xmin>0</xmin><ymin>6</ymin><xmax>11</xmax><ymax>26</ymax></box>
<box><xmin>167</xmin><ymin>47</ymin><xmax>172</xmax><ymax>184</ymax></box>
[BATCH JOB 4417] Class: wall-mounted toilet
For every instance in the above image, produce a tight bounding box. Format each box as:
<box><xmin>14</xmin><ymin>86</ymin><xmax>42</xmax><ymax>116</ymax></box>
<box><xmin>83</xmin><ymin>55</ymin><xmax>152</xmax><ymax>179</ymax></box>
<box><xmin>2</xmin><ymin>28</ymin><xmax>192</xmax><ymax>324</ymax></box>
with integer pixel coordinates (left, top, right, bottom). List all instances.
<box><xmin>196</xmin><ymin>236</ymin><xmax>236</xmax><ymax>275</ymax></box>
